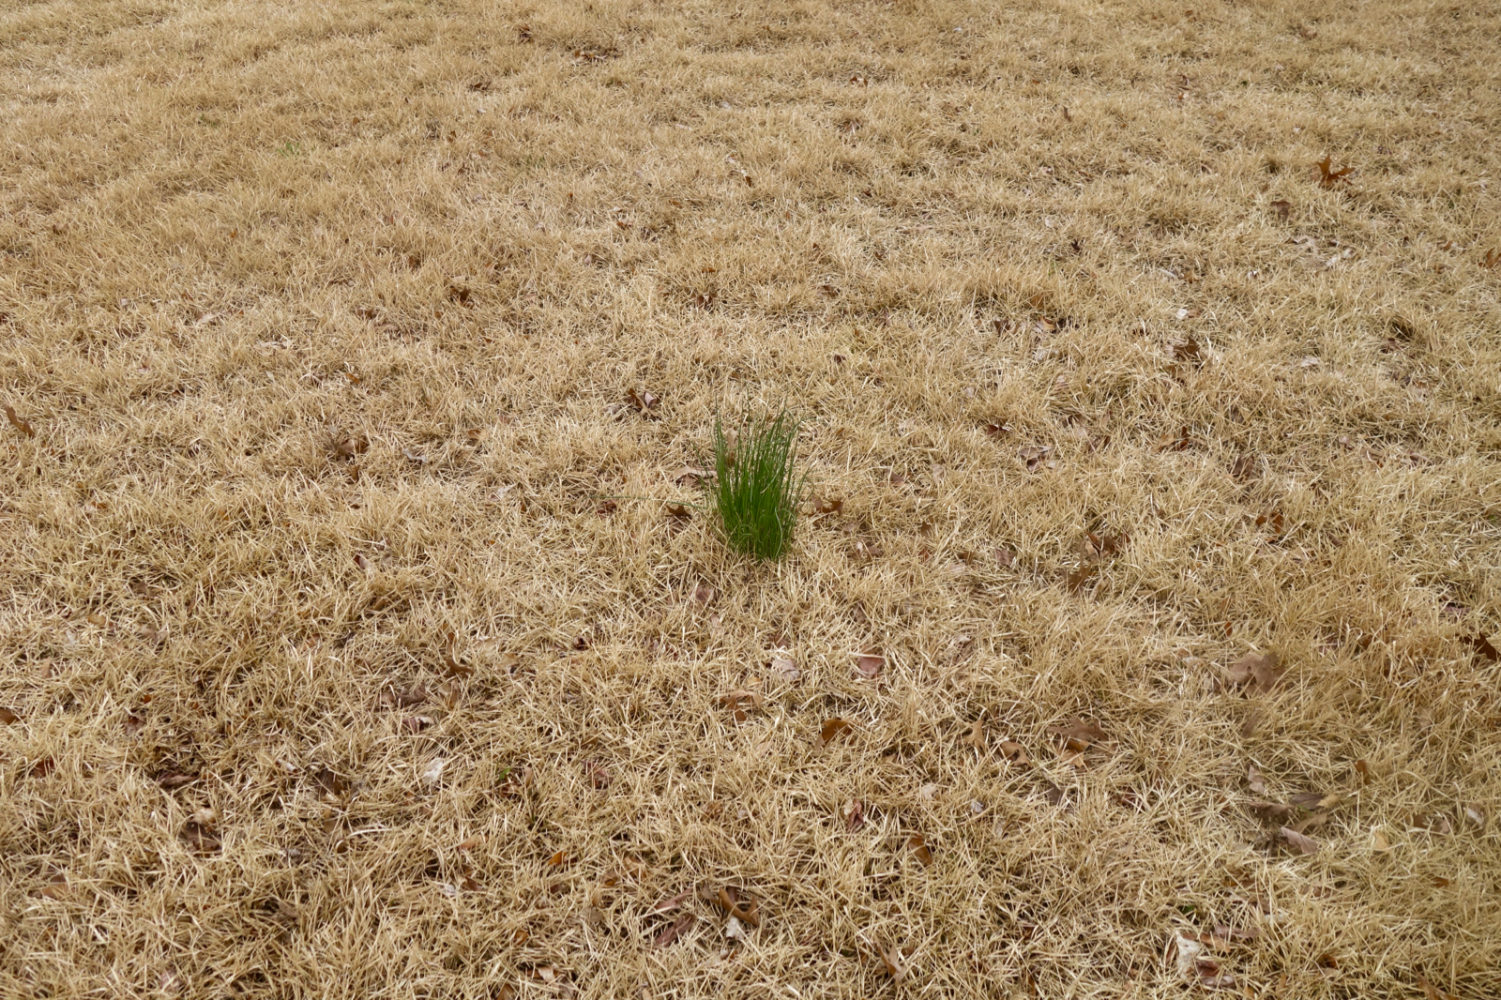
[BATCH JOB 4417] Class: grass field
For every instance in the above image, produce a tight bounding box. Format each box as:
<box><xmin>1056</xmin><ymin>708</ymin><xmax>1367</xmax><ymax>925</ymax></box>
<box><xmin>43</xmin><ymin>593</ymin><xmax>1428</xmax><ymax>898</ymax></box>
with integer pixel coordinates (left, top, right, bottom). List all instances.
<box><xmin>2</xmin><ymin>0</ymin><xmax>1500</xmax><ymax>996</ymax></box>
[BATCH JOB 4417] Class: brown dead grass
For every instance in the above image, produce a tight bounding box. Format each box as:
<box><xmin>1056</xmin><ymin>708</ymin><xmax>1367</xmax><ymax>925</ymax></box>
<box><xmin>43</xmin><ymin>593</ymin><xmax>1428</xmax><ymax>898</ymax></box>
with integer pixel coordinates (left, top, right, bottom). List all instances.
<box><xmin>2</xmin><ymin>0</ymin><xmax>1500</xmax><ymax>997</ymax></box>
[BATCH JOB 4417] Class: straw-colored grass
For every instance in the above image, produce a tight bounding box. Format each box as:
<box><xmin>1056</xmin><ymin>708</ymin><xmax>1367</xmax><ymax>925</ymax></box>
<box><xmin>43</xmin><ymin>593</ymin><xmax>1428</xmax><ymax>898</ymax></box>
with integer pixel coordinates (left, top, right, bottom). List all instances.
<box><xmin>2</xmin><ymin>1</ymin><xmax>1499</xmax><ymax>997</ymax></box>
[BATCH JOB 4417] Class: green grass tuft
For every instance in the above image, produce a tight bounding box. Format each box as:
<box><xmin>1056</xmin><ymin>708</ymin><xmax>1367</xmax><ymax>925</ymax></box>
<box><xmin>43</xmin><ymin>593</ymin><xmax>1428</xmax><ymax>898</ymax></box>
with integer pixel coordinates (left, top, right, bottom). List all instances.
<box><xmin>706</xmin><ymin>408</ymin><xmax>805</xmax><ymax>561</ymax></box>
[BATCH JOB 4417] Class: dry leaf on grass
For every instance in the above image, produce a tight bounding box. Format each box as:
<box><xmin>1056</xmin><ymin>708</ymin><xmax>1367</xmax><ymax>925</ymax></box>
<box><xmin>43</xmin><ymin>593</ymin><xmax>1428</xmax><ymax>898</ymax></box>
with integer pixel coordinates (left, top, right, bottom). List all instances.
<box><xmin>310</xmin><ymin>767</ymin><xmax>350</xmax><ymax>799</ymax></box>
<box><xmin>0</xmin><ymin>707</ymin><xmax>18</xmax><ymax>725</ymax></box>
<box><xmin>652</xmin><ymin>912</ymin><xmax>695</xmax><ymax>949</ymax></box>
<box><xmin>719</xmin><ymin>688</ymin><xmax>762</xmax><ymax>723</ymax></box>
<box><xmin>712</xmin><ymin>887</ymin><xmax>759</xmax><ymax>926</ymax></box>
<box><xmin>1018</xmin><ymin>443</ymin><xmax>1055</xmax><ymax>471</ymax></box>
<box><xmin>906</xmin><ymin>833</ymin><xmax>933</xmax><ymax>866</ymax></box>
<box><xmin>3</xmin><ymin>404</ymin><xmax>34</xmax><ymax>437</ymax></box>
<box><xmin>1199</xmin><ymin>924</ymin><xmax>1259</xmax><ymax>950</ymax></box>
<box><xmin>768</xmin><ymin>655</ymin><xmax>799</xmax><ymax>683</ymax></box>
<box><xmin>331</xmin><ymin>432</ymin><xmax>368</xmax><ymax>460</ymax></box>
<box><xmin>1280</xmin><ymin>826</ymin><xmax>1320</xmax><ymax>855</ymax></box>
<box><xmin>180</xmin><ymin>811</ymin><xmax>221</xmax><ymax>854</ymax></box>
<box><xmin>1065</xmin><ymin>563</ymin><xmax>1099</xmax><ymax>591</ymax></box>
<box><xmin>1290</xmin><ymin>790</ymin><xmax>1342</xmax><ymax>811</ymax></box>
<box><xmin>1049</xmin><ymin>718</ymin><xmax>1107</xmax><ymax>751</ymax></box>
<box><xmin>648</xmin><ymin>889</ymin><xmax>693</xmax><ymax>916</ymax></box>
<box><xmin>380</xmin><ymin>683</ymin><xmax>427</xmax><ymax>709</ymax></box>
<box><xmin>1248</xmin><ymin>800</ymin><xmax>1296</xmax><ymax>823</ymax></box>
<box><xmin>1316</xmin><ymin>155</ymin><xmax>1354</xmax><ymax>188</ymax></box>
<box><xmin>1465</xmin><ymin>633</ymin><xmax>1499</xmax><ymax>663</ymax></box>
<box><xmin>1166</xmin><ymin>930</ymin><xmax>1202</xmax><ymax>977</ymax></box>
<box><xmin>876</xmin><ymin>943</ymin><xmax>908</xmax><ymax>981</ymax></box>
<box><xmin>854</xmin><ymin>652</ymin><xmax>884</xmax><ymax>679</ymax></box>
<box><xmin>1224</xmin><ymin>650</ymin><xmax>1282</xmax><ymax>691</ymax></box>
<box><xmin>819</xmin><ymin>718</ymin><xmax>853</xmax><ymax>746</ymax></box>
<box><xmin>625</xmin><ymin>388</ymin><xmax>659</xmax><ymax>414</ymax></box>
<box><xmin>999</xmin><ymin>740</ymin><xmax>1030</xmax><ymax>765</ymax></box>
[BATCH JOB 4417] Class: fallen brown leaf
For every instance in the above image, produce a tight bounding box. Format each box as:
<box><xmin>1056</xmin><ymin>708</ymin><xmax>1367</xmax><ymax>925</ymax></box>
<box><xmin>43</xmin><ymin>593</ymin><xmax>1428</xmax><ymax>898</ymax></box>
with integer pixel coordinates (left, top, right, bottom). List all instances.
<box><xmin>1049</xmin><ymin>718</ymin><xmax>1107</xmax><ymax>751</ymax></box>
<box><xmin>1157</xmin><ymin>426</ymin><xmax>1192</xmax><ymax>451</ymax></box>
<box><xmin>768</xmin><ymin>656</ymin><xmax>799</xmax><ymax>683</ymax></box>
<box><xmin>719</xmin><ymin>688</ymin><xmax>762</xmax><ymax>724</ymax></box>
<box><xmin>906</xmin><ymin>833</ymin><xmax>933</xmax><ymax>866</ymax></box>
<box><xmin>1248</xmin><ymin>799</ymin><xmax>1296</xmax><ymax>824</ymax></box>
<box><xmin>854</xmin><ymin>653</ymin><xmax>884</xmax><ymax>679</ymax></box>
<box><xmin>381</xmin><ymin>683</ymin><xmax>427</xmax><ymax>709</ymax></box>
<box><xmin>0</xmin><ymin>707</ymin><xmax>18</xmax><ymax>725</ymax></box>
<box><xmin>713</xmin><ymin>887</ymin><xmax>759</xmax><ymax>926</ymax></box>
<box><xmin>311</xmin><ymin>767</ymin><xmax>350</xmax><ymax>798</ymax></box>
<box><xmin>1246</xmin><ymin>764</ymin><xmax>1267</xmax><ymax>796</ymax></box>
<box><xmin>3</xmin><ymin>404</ymin><xmax>34</xmax><ymax>437</ymax></box>
<box><xmin>1465</xmin><ymin>633</ymin><xmax>1499</xmax><ymax>663</ymax></box>
<box><xmin>819</xmin><ymin>718</ymin><xmax>853</xmax><ymax>746</ymax></box>
<box><xmin>843</xmin><ymin>799</ymin><xmax>866</xmax><ymax>831</ymax></box>
<box><xmin>877</xmin><ymin>944</ymin><xmax>907</xmax><ymax>981</ymax></box>
<box><xmin>38</xmin><ymin>873</ymin><xmax>68</xmax><ymax>900</ymax></box>
<box><xmin>653</xmin><ymin>912</ymin><xmax>696</xmax><ymax>949</ymax></box>
<box><xmin>650</xmin><ymin>890</ymin><xmax>694</xmax><ymax>915</ymax></box>
<box><xmin>1316</xmin><ymin>155</ymin><xmax>1353</xmax><ymax>188</ymax></box>
<box><xmin>1225</xmin><ymin>650</ymin><xmax>1281</xmax><ymax>691</ymax></box>
<box><xmin>1065</xmin><ymin>563</ymin><xmax>1099</xmax><ymax>592</ymax></box>
<box><xmin>1018</xmin><ymin>443</ymin><xmax>1054</xmax><ymax>471</ymax></box>
<box><xmin>625</xmin><ymin>388</ymin><xmax>660</xmax><ymax>414</ymax></box>
<box><xmin>1199</xmin><ymin>968</ymin><xmax>1238</xmax><ymax>990</ymax></box>
<box><xmin>332</xmin><ymin>432</ymin><xmax>368</xmax><ymax>459</ymax></box>
<box><xmin>1202</xmin><ymin>924</ymin><xmax>1259</xmax><ymax>949</ymax></box>
<box><xmin>441</xmin><ymin>632</ymin><xmax>472</xmax><ymax>678</ymax></box>
<box><xmin>1279</xmin><ymin>826</ymin><xmax>1320</xmax><ymax>855</ymax></box>
<box><xmin>1289</xmin><ymin>790</ymin><xmax>1342</xmax><ymax>811</ymax></box>
<box><xmin>180</xmin><ymin>820</ymin><xmax>221</xmax><ymax>854</ymax></box>
<box><xmin>999</xmin><ymin>740</ymin><xmax>1030</xmax><ymax>765</ymax></box>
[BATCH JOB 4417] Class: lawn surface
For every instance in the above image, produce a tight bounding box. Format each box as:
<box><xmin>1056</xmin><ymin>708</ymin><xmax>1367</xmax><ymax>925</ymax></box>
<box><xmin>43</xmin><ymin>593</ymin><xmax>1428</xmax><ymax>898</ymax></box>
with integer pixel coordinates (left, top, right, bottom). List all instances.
<box><xmin>2</xmin><ymin>1</ymin><xmax>1499</xmax><ymax>997</ymax></box>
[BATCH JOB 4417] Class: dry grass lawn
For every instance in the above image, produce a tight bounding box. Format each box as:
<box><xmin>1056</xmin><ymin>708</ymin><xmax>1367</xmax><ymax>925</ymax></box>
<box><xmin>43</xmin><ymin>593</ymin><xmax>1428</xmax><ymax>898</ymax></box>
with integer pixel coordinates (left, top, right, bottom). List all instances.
<box><xmin>3</xmin><ymin>0</ymin><xmax>1501</xmax><ymax>996</ymax></box>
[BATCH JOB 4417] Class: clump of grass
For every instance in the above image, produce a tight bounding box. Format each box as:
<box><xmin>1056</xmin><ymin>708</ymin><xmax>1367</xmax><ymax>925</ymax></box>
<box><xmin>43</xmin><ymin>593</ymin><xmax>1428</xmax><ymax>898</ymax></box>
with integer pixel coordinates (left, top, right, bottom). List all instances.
<box><xmin>706</xmin><ymin>408</ymin><xmax>805</xmax><ymax>560</ymax></box>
